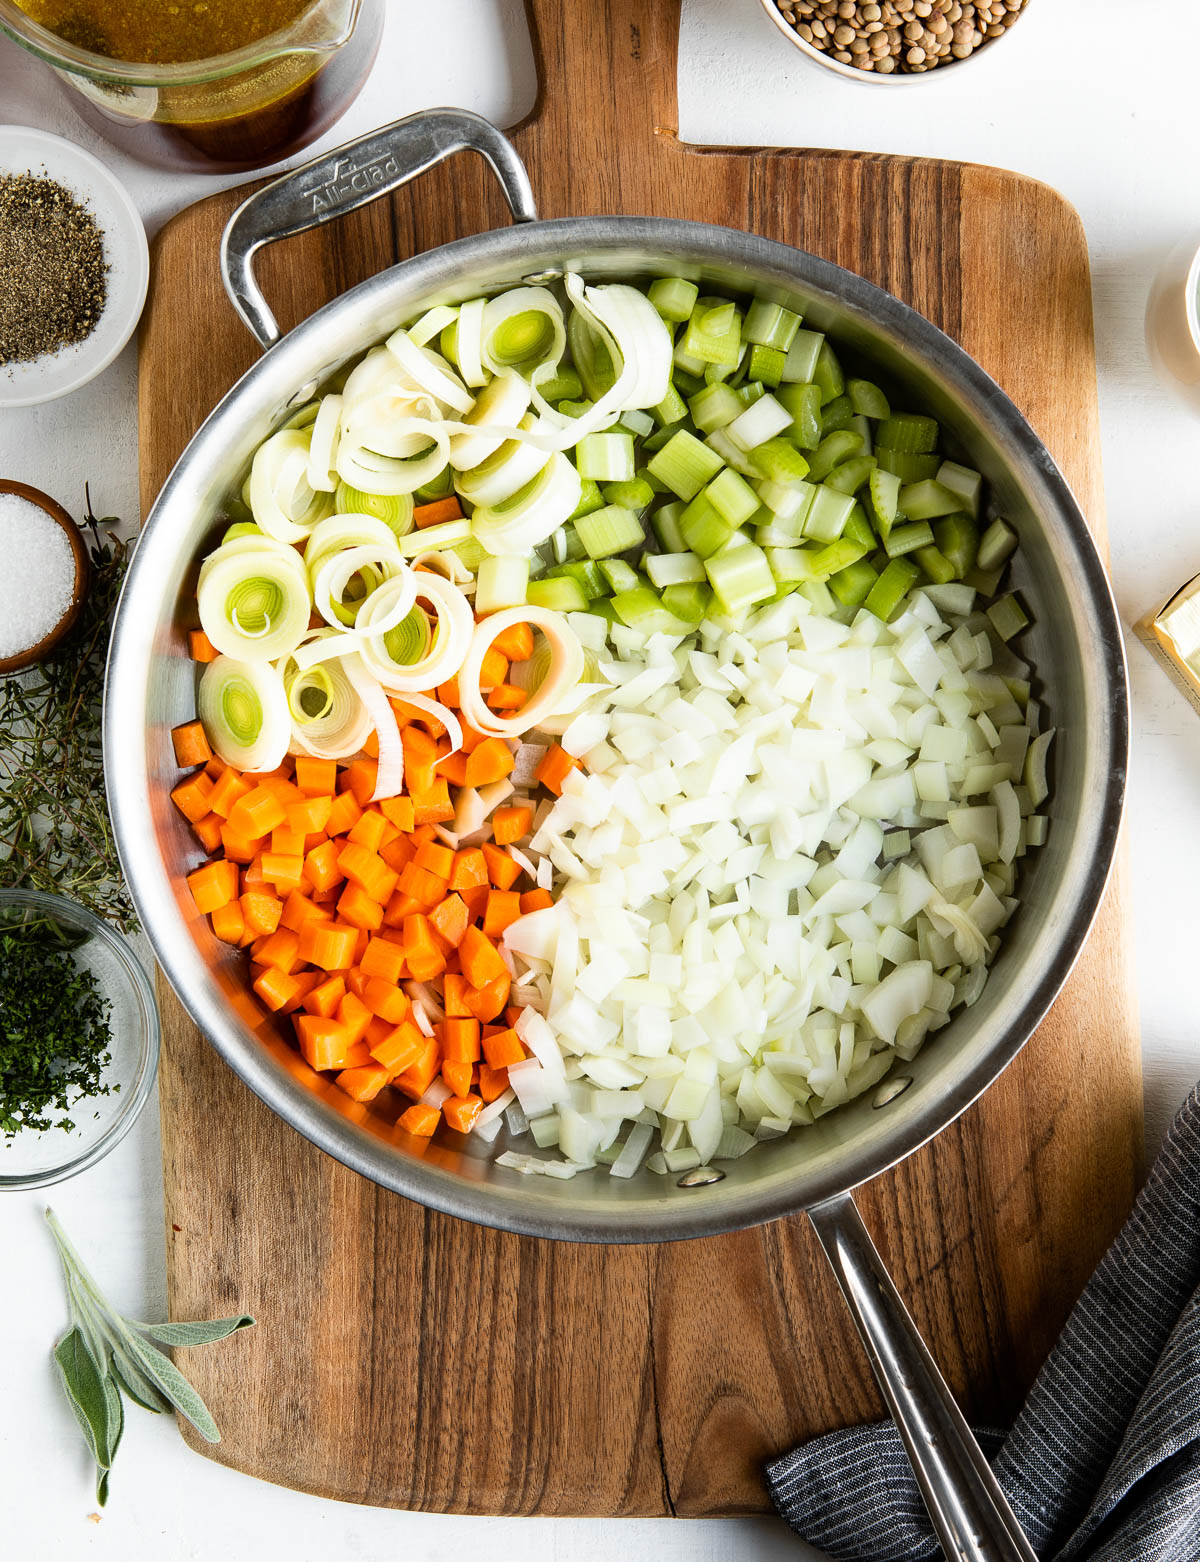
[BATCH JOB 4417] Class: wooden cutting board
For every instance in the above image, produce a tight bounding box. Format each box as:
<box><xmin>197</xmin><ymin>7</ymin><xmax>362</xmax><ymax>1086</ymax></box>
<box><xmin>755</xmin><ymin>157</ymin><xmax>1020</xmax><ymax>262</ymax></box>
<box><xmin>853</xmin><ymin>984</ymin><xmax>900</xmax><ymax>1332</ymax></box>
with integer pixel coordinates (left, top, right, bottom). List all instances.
<box><xmin>138</xmin><ymin>0</ymin><xmax>1143</xmax><ymax>1516</ymax></box>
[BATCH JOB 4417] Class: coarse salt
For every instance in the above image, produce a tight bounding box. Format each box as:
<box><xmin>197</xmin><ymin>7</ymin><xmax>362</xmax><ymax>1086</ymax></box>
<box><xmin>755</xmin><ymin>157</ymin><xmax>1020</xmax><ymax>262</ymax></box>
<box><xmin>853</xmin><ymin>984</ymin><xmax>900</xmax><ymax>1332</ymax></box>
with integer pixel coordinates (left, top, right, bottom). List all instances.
<box><xmin>0</xmin><ymin>493</ymin><xmax>77</xmax><ymax>659</ymax></box>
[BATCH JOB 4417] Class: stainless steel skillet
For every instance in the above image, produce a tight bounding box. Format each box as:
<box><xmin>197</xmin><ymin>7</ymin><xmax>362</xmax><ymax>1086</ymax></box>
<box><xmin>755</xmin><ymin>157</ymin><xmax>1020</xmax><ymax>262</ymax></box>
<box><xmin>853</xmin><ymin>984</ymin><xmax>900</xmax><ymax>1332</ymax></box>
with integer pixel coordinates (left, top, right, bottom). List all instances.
<box><xmin>105</xmin><ymin>111</ymin><xmax>1127</xmax><ymax>1562</ymax></box>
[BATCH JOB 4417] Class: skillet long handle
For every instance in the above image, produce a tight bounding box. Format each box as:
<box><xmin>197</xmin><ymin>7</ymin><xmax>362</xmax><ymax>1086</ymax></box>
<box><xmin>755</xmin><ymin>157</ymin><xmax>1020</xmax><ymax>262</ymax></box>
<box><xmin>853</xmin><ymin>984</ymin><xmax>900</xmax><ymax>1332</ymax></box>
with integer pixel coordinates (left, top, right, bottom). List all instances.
<box><xmin>221</xmin><ymin>109</ymin><xmax>538</xmax><ymax>350</ymax></box>
<box><xmin>808</xmin><ymin>1193</ymin><xmax>1037</xmax><ymax>1562</ymax></box>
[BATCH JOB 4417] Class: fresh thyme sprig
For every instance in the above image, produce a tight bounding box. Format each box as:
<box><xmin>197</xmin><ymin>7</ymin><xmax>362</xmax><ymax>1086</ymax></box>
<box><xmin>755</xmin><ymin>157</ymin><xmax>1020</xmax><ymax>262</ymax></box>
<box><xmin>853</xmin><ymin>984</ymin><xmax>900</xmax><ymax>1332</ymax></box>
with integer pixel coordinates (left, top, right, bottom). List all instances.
<box><xmin>0</xmin><ymin>490</ymin><xmax>136</xmax><ymax>929</ymax></box>
<box><xmin>46</xmin><ymin>1209</ymin><xmax>255</xmax><ymax>1505</ymax></box>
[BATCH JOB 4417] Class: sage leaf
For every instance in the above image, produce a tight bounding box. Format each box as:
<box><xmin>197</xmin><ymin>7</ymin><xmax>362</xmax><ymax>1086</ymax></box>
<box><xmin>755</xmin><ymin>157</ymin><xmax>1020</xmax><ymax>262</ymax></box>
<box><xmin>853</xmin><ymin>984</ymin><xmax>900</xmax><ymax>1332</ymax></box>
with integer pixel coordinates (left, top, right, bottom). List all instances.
<box><xmin>97</xmin><ymin>1469</ymin><xmax>110</xmax><ymax>1506</ymax></box>
<box><xmin>120</xmin><ymin>1333</ymin><xmax>221</xmax><ymax>1443</ymax></box>
<box><xmin>133</xmin><ymin>1315</ymin><xmax>255</xmax><ymax>1348</ymax></box>
<box><xmin>109</xmin><ymin>1349</ymin><xmax>168</xmax><ymax>1415</ymax></box>
<box><xmin>52</xmin><ymin>1327</ymin><xmax>112</xmax><ymax>1469</ymax></box>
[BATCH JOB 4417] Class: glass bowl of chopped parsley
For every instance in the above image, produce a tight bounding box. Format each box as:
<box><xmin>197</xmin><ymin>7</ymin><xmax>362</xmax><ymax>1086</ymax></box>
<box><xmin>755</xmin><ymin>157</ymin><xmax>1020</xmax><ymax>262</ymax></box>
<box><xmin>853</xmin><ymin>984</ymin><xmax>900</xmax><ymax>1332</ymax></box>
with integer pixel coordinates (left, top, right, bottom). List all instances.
<box><xmin>0</xmin><ymin>889</ymin><xmax>158</xmax><ymax>1189</ymax></box>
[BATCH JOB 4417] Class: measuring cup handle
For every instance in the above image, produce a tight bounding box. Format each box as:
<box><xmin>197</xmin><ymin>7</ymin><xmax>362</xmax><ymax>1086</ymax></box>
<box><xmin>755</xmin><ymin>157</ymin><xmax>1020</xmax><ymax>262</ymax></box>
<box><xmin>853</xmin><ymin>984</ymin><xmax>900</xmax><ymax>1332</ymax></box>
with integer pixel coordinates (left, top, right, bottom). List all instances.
<box><xmin>220</xmin><ymin>108</ymin><xmax>538</xmax><ymax>350</ymax></box>
<box><xmin>808</xmin><ymin>1192</ymin><xmax>1038</xmax><ymax>1562</ymax></box>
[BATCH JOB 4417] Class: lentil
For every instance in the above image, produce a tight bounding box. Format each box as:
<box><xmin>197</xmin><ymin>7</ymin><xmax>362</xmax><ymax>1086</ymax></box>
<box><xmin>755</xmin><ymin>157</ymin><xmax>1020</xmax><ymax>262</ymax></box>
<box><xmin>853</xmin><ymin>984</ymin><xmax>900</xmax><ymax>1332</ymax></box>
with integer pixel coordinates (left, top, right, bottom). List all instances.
<box><xmin>772</xmin><ymin>0</ymin><xmax>1027</xmax><ymax>73</ymax></box>
<box><xmin>0</xmin><ymin>172</ymin><xmax>108</xmax><ymax>367</ymax></box>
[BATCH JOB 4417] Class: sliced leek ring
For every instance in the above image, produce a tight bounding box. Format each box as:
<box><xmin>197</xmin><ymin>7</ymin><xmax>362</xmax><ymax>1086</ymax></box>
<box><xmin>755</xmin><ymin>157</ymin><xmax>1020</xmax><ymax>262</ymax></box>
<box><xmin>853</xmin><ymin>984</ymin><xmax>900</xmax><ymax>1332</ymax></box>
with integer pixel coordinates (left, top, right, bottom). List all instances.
<box><xmin>449</xmin><ymin>370</ymin><xmax>533</xmax><ymax>472</ymax></box>
<box><xmin>198</xmin><ymin>655</ymin><xmax>291</xmax><ymax>772</ymax></box>
<box><xmin>197</xmin><ymin>538</ymin><xmax>312</xmax><ymax>662</ymax></box>
<box><xmin>470</xmin><ymin>451</ymin><xmax>583</xmax><ymax>556</ymax></box>
<box><xmin>457</xmin><ymin>607</ymin><xmax>586</xmax><ymax>739</ymax></box>
<box><xmin>248</xmin><ymin>428</ymin><xmax>336</xmax><ymax>543</ymax></box>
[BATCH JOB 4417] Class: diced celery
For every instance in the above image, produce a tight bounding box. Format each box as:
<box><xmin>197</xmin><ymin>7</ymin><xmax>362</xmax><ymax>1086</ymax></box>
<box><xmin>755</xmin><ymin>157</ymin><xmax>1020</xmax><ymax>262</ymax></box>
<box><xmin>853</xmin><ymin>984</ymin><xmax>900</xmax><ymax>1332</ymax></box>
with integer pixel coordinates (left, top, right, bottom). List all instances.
<box><xmin>986</xmin><ymin>592</ymin><xmax>1029</xmax><ymax>641</ymax></box>
<box><xmin>661</xmin><ymin>582</ymin><xmax>713</xmax><ymax>624</ymax></box>
<box><xmin>705</xmin><ymin>541</ymin><xmax>776</xmax><ymax>614</ymax></box>
<box><xmin>599</xmin><ymin>558</ymin><xmax>640</xmax><ymax>594</ymax></box>
<box><xmin>749</xmin><ymin>437</ymin><xmax>811</xmax><ymax>485</ymax></box>
<box><xmin>748</xmin><ymin>344</ymin><xmax>785</xmax><ymax>386</ymax></box>
<box><xmin>898</xmin><ymin>479</ymin><xmax>964</xmax><ymax>521</ymax></box>
<box><xmin>646</xmin><ymin>550</ymin><xmax>707</xmax><ymax>588</ymax></box>
<box><xmin>766</xmin><ymin>545</ymin><xmax>822</xmax><ymax>584</ymax></box>
<box><xmin>705</xmin><ymin>428</ymin><xmax>758</xmax><ymax>478</ymax></box>
<box><xmin>703</xmin><ymin>351</ymin><xmax>743</xmax><ymax>386</ymax></box>
<box><xmin>689</xmin><ymin>381</ymin><xmax>744</xmax><ymax>433</ymax></box>
<box><xmin>683</xmin><ymin>297</ymin><xmax>743</xmax><ymax>367</ymax></box>
<box><xmin>849</xmin><ymin>414</ymin><xmax>874</xmax><ymax>455</ymax></box>
<box><xmin>757</xmin><ymin>521</ymin><xmax>806</xmax><ymax>548</ymax></box>
<box><xmin>546</xmin><ymin>558</ymin><xmax>606</xmax><ymax>597</ymax></box>
<box><xmin>877</xmin><ymin>412</ymin><xmax>939</xmax><ymax>453</ymax></box>
<box><xmin>776</xmin><ymin>382</ymin><xmax>823</xmax><ymax>449</ymax></box>
<box><xmin>673</xmin><ymin>342</ymin><xmax>707</xmax><ymax>377</ymax></box>
<box><xmin>813</xmin><ymin>341</ymin><xmax>845</xmax><ymax>405</ymax></box>
<box><xmin>706</xmin><ymin>467</ymin><xmax>761</xmax><ymax>526</ymax></box>
<box><xmin>780</xmin><ymin>329</ymin><xmax>824</xmax><ymax>385</ymax></box>
<box><xmin>647</xmin><ymin>430</ymin><xmax>724</xmax><ymax>500</ymax></box>
<box><xmin>913</xmin><ymin>544</ymin><xmax>957</xmax><ymax>585</ymax></box>
<box><xmin>933</xmin><ymin>513</ymin><xmax>979</xmax><ymax>577</ymax></box>
<box><xmin>756</xmin><ymin>476</ymin><xmax>815</xmax><ymax>527</ymax></box>
<box><xmin>848</xmin><ymin>378</ymin><xmax>891</xmax><ymax>419</ymax></box>
<box><xmin>602</xmin><ymin>475</ymin><xmax>656</xmax><ymax>512</ymax></box>
<box><xmin>527</xmin><ymin>575</ymin><xmax>590</xmax><ymax>613</ymax></box>
<box><xmin>557</xmin><ymin>398</ymin><xmax>594</xmax><ymax>420</ymax></box>
<box><xmin>803</xmin><ymin>485</ymin><xmax>857</xmax><ymax>543</ymax></box>
<box><xmin>475</xmin><ymin>554</ymin><xmax>528</xmax><ymax>613</ymax></box>
<box><xmin>964</xmin><ymin>564</ymin><xmax>1004</xmax><ymax>597</ymax></box>
<box><xmin>936</xmin><ymin>459</ymin><xmax>982</xmax><ymax>516</ymax></box>
<box><xmin>868</xmin><ymin>467</ymin><xmax>902</xmax><ymax>535</ymax></box>
<box><xmin>829</xmin><ymin>557</ymin><xmax>879</xmax><ymax>607</ymax></box>
<box><xmin>641</xmin><ymin>427</ymin><xmax>675</xmax><ymax>455</ymax></box>
<box><xmin>568</xmin><ymin>478</ymin><xmax>606</xmax><ymax>522</ymax></box>
<box><xmin>744</xmin><ymin>299</ymin><xmax>802</xmax><ymax>351</ymax></box>
<box><xmin>652</xmin><ymin>384</ymin><xmax>689</xmax><ymax>427</ymax></box>
<box><xmin>864</xmin><ymin>558</ymin><xmax>920</xmax><ymax>622</ymax></box>
<box><xmin>574</xmin><ymin>504</ymin><xmax>645</xmax><ymax>560</ymax></box>
<box><xmin>536</xmin><ymin>366</ymin><xmax>583</xmax><ymax>403</ymax></box>
<box><xmin>617</xmin><ymin>408</ymin><xmax>655</xmax><ymax>438</ymax></box>
<box><xmin>841</xmin><ymin>504</ymin><xmax>876</xmax><ymax>552</ymax></box>
<box><xmin>876</xmin><ymin>448</ymin><xmax>941</xmax><ymax>482</ymax></box>
<box><xmin>611</xmin><ymin>585</ymin><xmax>691</xmax><ymax>634</ymax></box>
<box><xmin>737</xmin><ymin>381</ymin><xmax>766</xmax><ymax>406</ymax></box>
<box><xmin>680</xmin><ymin>492</ymin><xmax>736</xmax><ymax>558</ymax></box>
<box><xmin>819</xmin><ymin>394</ymin><xmax>856</xmax><ymax>434</ymax></box>
<box><xmin>977</xmin><ymin>518</ymin><xmax>1018</xmax><ymax>572</ymax></box>
<box><xmin>577</xmin><ymin>431</ymin><xmax>635</xmax><ymax>483</ymax></box>
<box><xmin>648</xmin><ymin>276</ymin><xmax>700</xmax><ymax>323</ymax></box>
<box><xmin>672</xmin><ymin>367</ymin><xmax>705</xmax><ymax>397</ymax></box>
<box><xmin>806</xmin><ymin>429</ymin><xmax>864</xmax><ymax>483</ymax></box>
<box><xmin>810</xmin><ymin>539</ymin><xmax>867</xmax><ymax>578</ymax></box>
<box><xmin>652</xmin><ymin>501</ymin><xmax>688</xmax><ymax>553</ymax></box>
<box><xmin>882</xmin><ymin>520</ymin><xmax>935</xmax><ymax>558</ymax></box>
<box><xmin>824</xmin><ymin>455</ymin><xmax>876</xmax><ymax>496</ymax></box>
<box><xmin>800</xmin><ymin>579</ymin><xmax>836</xmax><ymax>613</ymax></box>
<box><xmin>726</xmin><ymin>394</ymin><xmax>792</xmax><ymax>451</ymax></box>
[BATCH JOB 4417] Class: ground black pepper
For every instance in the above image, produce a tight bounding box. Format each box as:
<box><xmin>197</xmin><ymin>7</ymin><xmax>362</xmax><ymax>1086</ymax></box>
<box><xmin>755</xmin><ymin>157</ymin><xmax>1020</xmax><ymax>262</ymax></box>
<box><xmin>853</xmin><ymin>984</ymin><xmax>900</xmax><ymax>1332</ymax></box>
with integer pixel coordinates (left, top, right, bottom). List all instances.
<box><xmin>0</xmin><ymin>170</ymin><xmax>109</xmax><ymax>366</ymax></box>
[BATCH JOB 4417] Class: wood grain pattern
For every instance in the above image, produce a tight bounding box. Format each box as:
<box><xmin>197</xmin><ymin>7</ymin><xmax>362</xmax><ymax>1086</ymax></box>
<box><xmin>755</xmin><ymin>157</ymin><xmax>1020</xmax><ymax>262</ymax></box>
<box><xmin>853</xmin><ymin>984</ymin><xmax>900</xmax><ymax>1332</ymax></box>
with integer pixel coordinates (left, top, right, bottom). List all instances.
<box><xmin>139</xmin><ymin>0</ymin><xmax>1142</xmax><ymax>1516</ymax></box>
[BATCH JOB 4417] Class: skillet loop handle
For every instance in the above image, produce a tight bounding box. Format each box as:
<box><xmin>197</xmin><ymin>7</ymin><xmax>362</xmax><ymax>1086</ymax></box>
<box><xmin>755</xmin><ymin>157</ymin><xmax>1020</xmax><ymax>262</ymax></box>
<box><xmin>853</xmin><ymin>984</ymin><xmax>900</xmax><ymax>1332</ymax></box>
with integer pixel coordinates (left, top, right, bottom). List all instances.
<box><xmin>220</xmin><ymin>108</ymin><xmax>538</xmax><ymax>351</ymax></box>
<box><xmin>808</xmin><ymin>1193</ymin><xmax>1038</xmax><ymax>1562</ymax></box>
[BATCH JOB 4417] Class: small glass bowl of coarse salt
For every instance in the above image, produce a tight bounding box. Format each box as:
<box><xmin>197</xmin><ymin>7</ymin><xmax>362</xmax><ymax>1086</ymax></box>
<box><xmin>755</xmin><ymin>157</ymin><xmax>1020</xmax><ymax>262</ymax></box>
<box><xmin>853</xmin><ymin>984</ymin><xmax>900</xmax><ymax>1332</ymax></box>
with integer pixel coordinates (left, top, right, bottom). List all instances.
<box><xmin>0</xmin><ymin>481</ymin><xmax>90</xmax><ymax>674</ymax></box>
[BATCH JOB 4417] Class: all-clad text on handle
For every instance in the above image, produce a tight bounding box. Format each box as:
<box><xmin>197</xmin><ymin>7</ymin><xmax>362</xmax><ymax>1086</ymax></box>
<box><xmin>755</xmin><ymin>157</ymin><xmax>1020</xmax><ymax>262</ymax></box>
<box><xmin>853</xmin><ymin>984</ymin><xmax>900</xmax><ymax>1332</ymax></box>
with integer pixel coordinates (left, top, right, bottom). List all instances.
<box><xmin>220</xmin><ymin>108</ymin><xmax>538</xmax><ymax>351</ymax></box>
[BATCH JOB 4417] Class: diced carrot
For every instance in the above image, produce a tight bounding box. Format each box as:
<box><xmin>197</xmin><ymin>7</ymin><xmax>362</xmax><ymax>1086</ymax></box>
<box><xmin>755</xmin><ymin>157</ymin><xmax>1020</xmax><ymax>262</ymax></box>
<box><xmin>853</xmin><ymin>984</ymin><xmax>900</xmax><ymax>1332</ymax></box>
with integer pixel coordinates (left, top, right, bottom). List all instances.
<box><xmin>459</xmin><ymin>925</ymin><xmax>508</xmax><ymax>988</ymax></box>
<box><xmin>255</xmin><ymin>925</ymin><xmax>301</xmax><ymax>973</ymax></box>
<box><xmin>205</xmin><ymin>754</ymin><xmax>228</xmax><ymax>780</ymax></box>
<box><xmin>392</xmin><ymin>1037</ymin><xmax>441</xmax><ymax>1101</ymax></box>
<box><xmin>280</xmin><ymin>890</ymin><xmax>327</xmax><ymax>933</ymax></box>
<box><xmin>441</xmin><ymin>1016</ymin><xmax>481</xmax><ymax>1062</ymax></box>
<box><xmin>370</xmin><ymin>1018</ymin><xmax>423</xmax><ymax>1074</ymax></box>
<box><xmin>260</xmin><ymin>852</ymin><xmax>304</xmax><ymax>890</ymax></box>
<box><xmin>380</xmin><ymin>835</ymin><xmax>416</xmax><ymax>874</ymax></box>
<box><xmin>477</xmin><ymin>1062</ymin><xmax>510</xmax><ymax>1102</ymax></box>
<box><xmin>397</xmin><ymin>862</ymin><xmax>448</xmax><ymax>908</ymax></box>
<box><xmin>479</xmin><ymin>647</ymin><xmax>508</xmax><ymax>689</ymax></box>
<box><xmin>462</xmin><ymin>973</ymin><xmax>511</xmax><ymax>1023</ymax></box>
<box><xmin>481</xmin><ymin>843</ymin><xmax>522</xmax><ymax>891</ymax></box>
<box><xmin>294</xmin><ymin>754</ymin><xmax>337</xmax><ymax>796</ymax></box>
<box><xmin>337</xmin><ymin>991</ymin><xmax>373</xmax><ymax>1045</ymax></box>
<box><xmin>279</xmin><ymin>970</ymin><xmax>321</xmax><ymax>1014</ymax></box>
<box><xmin>295</xmin><ymin>1015</ymin><xmax>357</xmax><ymax>1072</ymax></box>
<box><xmin>460</xmin><ymin>883</ymin><xmax>490</xmax><ymax>923</ymax></box>
<box><xmin>336</xmin><ymin>1064</ymin><xmax>391</xmax><ymax>1103</ymax></box>
<box><xmin>337</xmin><ymin>881</ymin><xmax>385</xmax><ymax>931</ymax></box>
<box><xmin>412</xmin><ymin>495</ymin><xmax>463</xmax><ymax>528</ymax></box>
<box><xmin>412</xmin><ymin>780</ymin><xmax>455</xmax><ymax>825</ymax></box>
<box><xmin>483</xmin><ymin>890</ymin><xmax>522</xmax><ymax>939</ymax></box>
<box><xmin>383</xmin><ymin>890</ymin><xmax>424</xmax><ymax>926</ymax></box>
<box><xmin>364</xmin><ymin>1014</ymin><xmax>393</xmax><ymax>1049</ymax></box>
<box><xmin>362</xmin><ymin>976</ymin><xmax>410</xmax><ymax>1026</ymax></box>
<box><xmin>378</xmin><ymin>795</ymin><xmax>415</xmax><ymax>832</ymax></box>
<box><xmin>187</xmin><ymin>859</ymin><xmax>237</xmax><ymax>914</ymax></box>
<box><xmin>325</xmin><ymin>790</ymin><xmax>363</xmax><ymax>837</ymax></box>
<box><xmin>486</xmin><ymin>683</ymin><xmax>527</xmax><ymax>711</ymax></box>
<box><xmin>436</xmin><ymin>677</ymin><xmax>460</xmax><ymax>708</ymax></box>
<box><xmin>192</xmin><ymin>812</ymin><xmax>223</xmax><ymax>854</ymax></box>
<box><xmin>442</xmin><ymin>973</ymin><xmax>469</xmax><ymax>1017</ymax></box>
<box><xmin>402</xmin><ymin>914</ymin><xmax>446</xmax><ymax>981</ymax></box>
<box><xmin>535</xmin><ymin>744</ymin><xmax>577</xmax><ymax>796</ymax></box>
<box><xmin>171</xmin><ymin>720</ymin><xmax>213</xmax><ymax>769</ymax></box>
<box><xmin>449</xmin><ymin>848</ymin><xmax>488</xmax><ymax>893</ymax></box>
<box><xmin>348</xmin><ymin>808</ymin><xmax>388</xmax><ymax>853</ymax></box>
<box><xmin>398</xmin><ymin>1102</ymin><xmax>440</xmax><ymax>1137</ymax></box>
<box><xmin>441</xmin><ymin>1059</ymin><xmax>473</xmax><ymax>1097</ymax></box>
<box><xmin>459</xmin><ymin>724</ymin><xmax>487</xmax><ymax>754</ymax></box>
<box><xmin>270</xmin><ymin>826</ymin><xmax>306</xmax><ymax>858</ymax></box>
<box><xmin>342</xmin><ymin>758</ymin><xmax>378</xmax><ymax>807</ymax></box>
<box><xmin>437</xmin><ymin>751</ymin><xmax>471</xmax><ymax>786</ymax></box>
<box><xmin>171</xmin><ymin>773</ymin><xmax>215</xmax><ymax>824</ymax></box>
<box><xmin>303</xmin><ymin>975</ymin><xmax>347</xmax><ymax>1018</ymax></box>
<box><xmin>359</xmin><ymin>935</ymin><xmax>407</xmax><ymax>984</ymax></box>
<box><xmin>440</xmin><ymin>1094</ymin><xmax>481</xmax><ymax>1134</ymax></box>
<box><xmin>304</xmin><ymin>839</ymin><xmax>345</xmax><ymax>895</ymax></box>
<box><xmin>240</xmin><ymin>890</ymin><xmax>283</xmax><ymax>937</ymax></box>
<box><xmin>297</xmin><ymin>920</ymin><xmax>358</xmax><ymax>971</ymax></box>
<box><xmin>491</xmin><ymin>805</ymin><xmax>533</xmax><ymax>848</ymax></box>
<box><xmin>228</xmin><ymin>786</ymin><xmax>287</xmax><ymax>840</ymax></box>
<box><xmin>209</xmin><ymin>899</ymin><xmax>245</xmax><ymax>946</ymax></box>
<box><xmin>519</xmin><ymin>888</ymin><xmax>554</xmax><ymax>914</ymax></box>
<box><xmin>337</xmin><ymin>842</ymin><xmax>399</xmax><ymax>904</ymax></box>
<box><xmin>286</xmin><ymin>794</ymin><xmax>333</xmax><ymax>835</ymax></box>
<box><xmin>492</xmin><ymin>621</ymin><xmax>535</xmax><ymax>662</ymax></box>
<box><xmin>256</xmin><ymin>773</ymin><xmax>302</xmax><ymax>803</ymax></box>
<box><xmin>412</xmin><ymin>839</ymin><xmax>453</xmax><ymax>879</ymax></box>
<box><xmin>402</xmin><ymin>726</ymin><xmax>439</xmax><ymax>796</ymax></box>
<box><xmin>361</xmin><ymin>729</ymin><xmax>380</xmax><ymax>760</ymax></box>
<box><xmin>482</xmin><ymin>1026</ymin><xmax>525</xmax><ymax>1068</ymax></box>
<box><xmin>208</xmin><ymin>767</ymin><xmax>253</xmax><ymax>819</ymax></box>
<box><xmin>464</xmin><ymin>737</ymin><xmax>514</xmax><ymax>788</ymax></box>
<box><xmin>429</xmin><ymin>893</ymin><xmax>469</xmax><ymax>948</ymax></box>
<box><xmin>253</xmin><ymin>966</ymin><xmax>301</xmax><ymax>1013</ymax></box>
<box><xmin>188</xmin><ymin>628</ymin><xmax>219</xmax><ymax>663</ymax></box>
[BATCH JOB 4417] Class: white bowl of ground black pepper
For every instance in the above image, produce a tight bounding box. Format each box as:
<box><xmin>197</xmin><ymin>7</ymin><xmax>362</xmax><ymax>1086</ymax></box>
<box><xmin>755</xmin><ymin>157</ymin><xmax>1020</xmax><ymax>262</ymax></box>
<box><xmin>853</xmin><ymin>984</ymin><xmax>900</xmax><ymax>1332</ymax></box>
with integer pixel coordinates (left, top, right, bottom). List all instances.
<box><xmin>0</xmin><ymin>125</ymin><xmax>148</xmax><ymax>408</ymax></box>
<box><xmin>759</xmin><ymin>0</ymin><xmax>1029</xmax><ymax>80</ymax></box>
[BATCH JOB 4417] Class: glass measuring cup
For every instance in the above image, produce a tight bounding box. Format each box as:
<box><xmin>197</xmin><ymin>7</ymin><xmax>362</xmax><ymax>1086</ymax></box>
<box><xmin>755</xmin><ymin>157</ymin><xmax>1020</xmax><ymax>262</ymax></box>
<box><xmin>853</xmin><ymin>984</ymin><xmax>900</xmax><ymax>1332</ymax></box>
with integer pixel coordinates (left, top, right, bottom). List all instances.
<box><xmin>0</xmin><ymin>0</ymin><xmax>384</xmax><ymax>171</ymax></box>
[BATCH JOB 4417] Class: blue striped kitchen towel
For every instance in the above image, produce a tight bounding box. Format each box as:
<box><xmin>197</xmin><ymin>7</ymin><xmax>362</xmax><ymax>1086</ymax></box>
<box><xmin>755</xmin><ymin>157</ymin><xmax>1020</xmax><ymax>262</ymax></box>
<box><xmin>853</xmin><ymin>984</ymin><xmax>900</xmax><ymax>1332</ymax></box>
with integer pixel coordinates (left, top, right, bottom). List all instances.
<box><xmin>767</xmin><ymin>1083</ymin><xmax>1200</xmax><ymax>1561</ymax></box>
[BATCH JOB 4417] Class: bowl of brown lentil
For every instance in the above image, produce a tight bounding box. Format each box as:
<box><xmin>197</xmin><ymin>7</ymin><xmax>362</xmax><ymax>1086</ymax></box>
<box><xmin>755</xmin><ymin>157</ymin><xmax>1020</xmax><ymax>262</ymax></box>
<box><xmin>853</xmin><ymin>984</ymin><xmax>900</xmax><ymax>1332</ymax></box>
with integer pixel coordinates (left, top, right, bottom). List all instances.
<box><xmin>0</xmin><ymin>125</ymin><xmax>148</xmax><ymax>408</ymax></box>
<box><xmin>759</xmin><ymin>0</ymin><xmax>1028</xmax><ymax>80</ymax></box>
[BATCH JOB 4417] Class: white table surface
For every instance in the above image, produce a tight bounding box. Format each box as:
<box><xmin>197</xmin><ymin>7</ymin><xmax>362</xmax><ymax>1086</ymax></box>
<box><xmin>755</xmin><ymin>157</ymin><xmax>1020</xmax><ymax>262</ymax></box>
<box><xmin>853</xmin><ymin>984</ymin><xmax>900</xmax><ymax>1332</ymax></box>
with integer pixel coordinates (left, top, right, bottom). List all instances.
<box><xmin>2</xmin><ymin>1</ymin><xmax>1198</xmax><ymax>1556</ymax></box>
